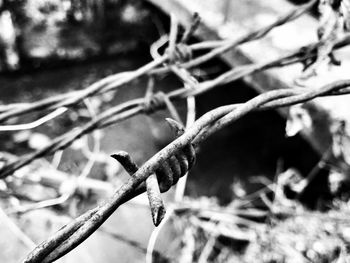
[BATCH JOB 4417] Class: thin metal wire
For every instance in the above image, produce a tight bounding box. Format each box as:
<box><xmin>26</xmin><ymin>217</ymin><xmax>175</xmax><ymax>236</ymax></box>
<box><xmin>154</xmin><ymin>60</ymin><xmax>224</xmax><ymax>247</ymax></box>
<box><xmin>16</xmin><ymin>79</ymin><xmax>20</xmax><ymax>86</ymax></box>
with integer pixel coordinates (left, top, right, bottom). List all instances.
<box><xmin>0</xmin><ymin>107</ymin><xmax>67</xmax><ymax>131</ymax></box>
<box><xmin>2</xmin><ymin>32</ymin><xmax>350</xmax><ymax>180</ymax></box>
<box><xmin>22</xmin><ymin>79</ymin><xmax>350</xmax><ymax>263</ymax></box>
<box><xmin>0</xmin><ymin>2</ymin><xmax>348</xmax><ymax>261</ymax></box>
<box><xmin>0</xmin><ymin>0</ymin><xmax>316</xmax><ymax>123</ymax></box>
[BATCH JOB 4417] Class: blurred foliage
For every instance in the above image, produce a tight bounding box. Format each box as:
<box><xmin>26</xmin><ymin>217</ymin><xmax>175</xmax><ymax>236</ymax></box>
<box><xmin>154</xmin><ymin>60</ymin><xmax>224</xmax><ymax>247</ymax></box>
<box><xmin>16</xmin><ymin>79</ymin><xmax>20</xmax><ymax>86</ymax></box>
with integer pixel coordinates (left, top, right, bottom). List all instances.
<box><xmin>0</xmin><ymin>0</ymin><xmax>160</xmax><ymax>71</ymax></box>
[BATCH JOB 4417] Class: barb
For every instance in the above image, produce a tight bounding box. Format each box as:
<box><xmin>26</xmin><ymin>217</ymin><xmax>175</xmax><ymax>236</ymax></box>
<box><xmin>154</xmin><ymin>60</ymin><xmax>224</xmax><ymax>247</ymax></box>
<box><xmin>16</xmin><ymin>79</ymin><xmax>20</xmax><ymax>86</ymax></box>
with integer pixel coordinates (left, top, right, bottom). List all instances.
<box><xmin>143</xmin><ymin>81</ymin><xmax>182</xmax><ymax>225</ymax></box>
<box><xmin>0</xmin><ymin>3</ymin><xmax>348</xmax><ymax>261</ymax></box>
<box><xmin>180</xmin><ymin>12</ymin><xmax>201</xmax><ymax>44</ymax></box>
<box><xmin>153</xmin><ymin>0</ymin><xmax>318</xmax><ymax>74</ymax></box>
<box><xmin>111</xmin><ymin>118</ymin><xmax>196</xmax><ymax>227</ymax></box>
<box><xmin>21</xmin><ymin>79</ymin><xmax>350</xmax><ymax>263</ymax></box>
<box><xmin>0</xmin><ymin>0</ymin><xmax>315</xmax><ymax>123</ymax></box>
<box><xmin>169</xmin><ymin>12</ymin><xmax>199</xmax><ymax>204</ymax></box>
<box><xmin>146</xmin><ymin>16</ymin><xmax>200</xmax><ymax>262</ymax></box>
<box><xmin>111</xmin><ymin>151</ymin><xmax>165</xmax><ymax>227</ymax></box>
<box><xmin>121</xmin><ymin>9</ymin><xmax>198</xmax><ymax>226</ymax></box>
<box><xmin>1</xmin><ymin>33</ymin><xmax>350</xmax><ymax>179</ymax></box>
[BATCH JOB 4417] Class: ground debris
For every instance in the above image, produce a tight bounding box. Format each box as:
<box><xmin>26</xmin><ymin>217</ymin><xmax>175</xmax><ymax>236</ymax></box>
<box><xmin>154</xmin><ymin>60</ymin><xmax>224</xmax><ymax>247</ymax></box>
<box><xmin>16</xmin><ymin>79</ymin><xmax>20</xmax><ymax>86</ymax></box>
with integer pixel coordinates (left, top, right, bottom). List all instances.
<box><xmin>237</xmin><ymin>209</ymin><xmax>350</xmax><ymax>263</ymax></box>
<box><xmin>170</xmin><ymin>194</ymin><xmax>350</xmax><ymax>263</ymax></box>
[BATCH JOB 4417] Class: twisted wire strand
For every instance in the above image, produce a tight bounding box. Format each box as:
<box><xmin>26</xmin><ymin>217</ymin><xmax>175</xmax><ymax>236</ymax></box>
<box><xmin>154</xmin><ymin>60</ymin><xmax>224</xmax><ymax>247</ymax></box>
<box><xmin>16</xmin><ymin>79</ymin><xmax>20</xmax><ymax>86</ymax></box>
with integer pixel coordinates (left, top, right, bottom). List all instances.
<box><xmin>142</xmin><ymin>75</ymin><xmax>183</xmax><ymax>225</ymax></box>
<box><xmin>0</xmin><ymin>59</ymin><xmax>164</xmax><ymax>123</ymax></box>
<box><xmin>22</xmin><ymin>79</ymin><xmax>350</xmax><ymax>263</ymax></box>
<box><xmin>111</xmin><ymin>119</ymin><xmax>195</xmax><ymax>225</ymax></box>
<box><xmin>154</xmin><ymin>0</ymin><xmax>318</xmax><ymax>73</ymax></box>
<box><xmin>1</xmin><ymin>33</ymin><xmax>350</xmax><ymax>179</ymax></box>
<box><xmin>0</xmin><ymin>1</ymin><xmax>344</xmax><ymax>261</ymax></box>
<box><xmin>3</xmin><ymin>1</ymin><xmax>348</xmax><ymax>261</ymax></box>
<box><xmin>139</xmin><ymin>13</ymin><xmax>198</xmax><ymax>230</ymax></box>
<box><xmin>25</xmin><ymin>119</ymin><xmax>196</xmax><ymax>263</ymax></box>
<box><xmin>139</xmin><ymin>76</ymin><xmax>186</xmax><ymax>225</ymax></box>
<box><xmin>0</xmin><ymin>1</ymin><xmax>315</xmax><ymax>123</ymax></box>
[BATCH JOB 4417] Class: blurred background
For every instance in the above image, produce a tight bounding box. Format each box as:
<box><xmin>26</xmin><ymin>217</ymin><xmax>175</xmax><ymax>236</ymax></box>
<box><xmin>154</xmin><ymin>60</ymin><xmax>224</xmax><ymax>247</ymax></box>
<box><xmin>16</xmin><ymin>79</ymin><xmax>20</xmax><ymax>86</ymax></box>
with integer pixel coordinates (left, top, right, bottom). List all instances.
<box><xmin>0</xmin><ymin>0</ymin><xmax>350</xmax><ymax>262</ymax></box>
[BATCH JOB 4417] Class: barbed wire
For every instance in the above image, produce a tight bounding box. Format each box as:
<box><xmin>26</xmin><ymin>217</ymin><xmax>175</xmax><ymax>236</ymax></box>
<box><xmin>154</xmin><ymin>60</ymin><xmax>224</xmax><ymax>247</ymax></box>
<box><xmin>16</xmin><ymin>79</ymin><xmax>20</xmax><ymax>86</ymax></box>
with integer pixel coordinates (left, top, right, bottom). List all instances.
<box><xmin>0</xmin><ymin>0</ymin><xmax>316</xmax><ymax>123</ymax></box>
<box><xmin>4</xmin><ymin>35</ymin><xmax>350</xmax><ymax>263</ymax></box>
<box><xmin>22</xmin><ymin>79</ymin><xmax>350</xmax><ymax>263</ymax></box>
<box><xmin>0</xmin><ymin>1</ymin><xmax>348</xmax><ymax>262</ymax></box>
<box><xmin>1</xmin><ymin>31</ymin><xmax>350</xmax><ymax>179</ymax></box>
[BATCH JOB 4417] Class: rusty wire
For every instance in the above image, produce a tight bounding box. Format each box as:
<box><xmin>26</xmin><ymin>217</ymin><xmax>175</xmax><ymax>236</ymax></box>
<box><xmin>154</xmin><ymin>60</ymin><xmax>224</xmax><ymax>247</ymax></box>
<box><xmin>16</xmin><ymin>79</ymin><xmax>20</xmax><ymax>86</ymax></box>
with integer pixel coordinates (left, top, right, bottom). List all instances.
<box><xmin>0</xmin><ymin>0</ymin><xmax>315</xmax><ymax>123</ymax></box>
<box><xmin>0</xmin><ymin>0</ymin><xmax>327</xmax><ymax>181</ymax></box>
<box><xmin>18</xmin><ymin>29</ymin><xmax>350</xmax><ymax>261</ymax></box>
<box><xmin>22</xmin><ymin>79</ymin><xmax>350</xmax><ymax>263</ymax></box>
<box><xmin>0</xmin><ymin>1</ymin><xmax>348</xmax><ymax>261</ymax></box>
<box><xmin>111</xmin><ymin>119</ymin><xmax>196</xmax><ymax>226</ymax></box>
<box><xmin>16</xmin><ymin>51</ymin><xmax>350</xmax><ymax>263</ymax></box>
<box><xmin>1</xmin><ymin>32</ymin><xmax>350</xmax><ymax>179</ymax></box>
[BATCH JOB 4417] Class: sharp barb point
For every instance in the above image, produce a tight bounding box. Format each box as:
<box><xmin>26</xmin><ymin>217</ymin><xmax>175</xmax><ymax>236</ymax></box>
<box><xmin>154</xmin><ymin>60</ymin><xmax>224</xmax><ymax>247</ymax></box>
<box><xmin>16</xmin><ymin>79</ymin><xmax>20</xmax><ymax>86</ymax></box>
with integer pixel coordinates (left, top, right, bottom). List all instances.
<box><xmin>152</xmin><ymin>206</ymin><xmax>166</xmax><ymax>226</ymax></box>
<box><xmin>165</xmin><ymin>118</ymin><xmax>185</xmax><ymax>136</ymax></box>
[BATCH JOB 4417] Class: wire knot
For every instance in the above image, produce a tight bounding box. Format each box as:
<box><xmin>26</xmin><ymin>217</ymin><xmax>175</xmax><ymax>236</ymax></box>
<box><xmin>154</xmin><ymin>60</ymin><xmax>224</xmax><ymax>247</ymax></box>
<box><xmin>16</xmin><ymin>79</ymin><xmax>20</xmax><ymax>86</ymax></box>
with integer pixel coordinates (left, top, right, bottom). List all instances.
<box><xmin>143</xmin><ymin>91</ymin><xmax>167</xmax><ymax>114</ymax></box>
<box><xmin>166</xmin><ymin>43</ymin><xmax>193</xmax><ymax>64</ymax></box>
<box><xmin>153</xmin><ymin>118</ymin><xmax>196</xmax><ymax>192</ymax></box>
<box><xmin>111</xmin><ymin>118</ymin><xmax>196</xmax><ymax>226</ymax></box>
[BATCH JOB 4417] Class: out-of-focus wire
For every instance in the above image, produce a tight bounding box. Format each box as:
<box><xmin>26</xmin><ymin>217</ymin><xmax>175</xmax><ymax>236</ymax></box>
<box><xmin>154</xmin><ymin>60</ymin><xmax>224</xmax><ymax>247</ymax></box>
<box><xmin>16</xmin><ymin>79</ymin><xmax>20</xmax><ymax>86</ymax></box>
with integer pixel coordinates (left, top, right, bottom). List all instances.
<box><xmin>0</xmin><ymin>107</ymin><xmax>67</xmax><ymax>131</ymax></box>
